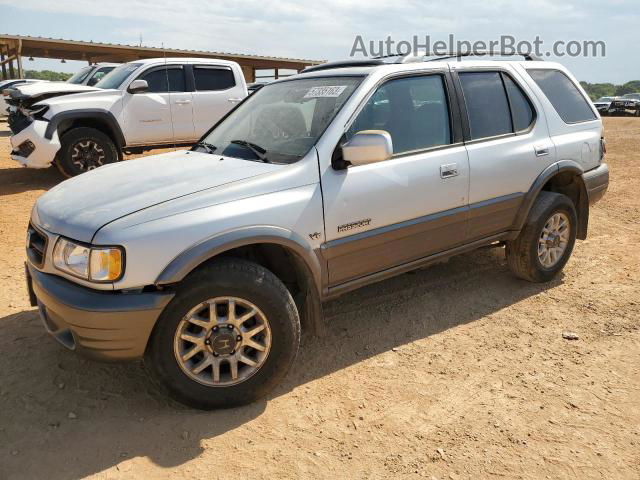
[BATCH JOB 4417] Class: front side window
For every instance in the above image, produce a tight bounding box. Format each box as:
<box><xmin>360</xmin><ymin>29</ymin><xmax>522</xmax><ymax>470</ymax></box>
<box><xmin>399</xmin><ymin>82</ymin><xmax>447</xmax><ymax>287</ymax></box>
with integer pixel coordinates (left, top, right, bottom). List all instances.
<box><xmin>87</xmin><ymin>66</ymin><xmax>115</xmax><ymax>86</ymax></box>
<box><xmin>347</xmin><ymin>74</ymin><xmax>452</xmax><ymax>154</ymax></box>
<box><xmin>459</xmin><ymin>72</ymin><xmax>513</xmax><ymax>140</ymax></box>
<box><xmin>199</xmin><ymin>76</ymin><xmax>362</xmax><ymax>164</ymax></box>
<box><xmin>527</xmin><ymin>69</ymin><xmax>596</xmax><ymax>123</ymax></box>
<box><xmin>95</xmin><ymin>63</ymin><xmax>142</xmax><ymax>89</ymax></box>
<box><xmin>67</xmin><ymin>66</ymin><xmax>94</xmax><ymax>85</ymax></box>
<box><xmin>139</xmin><ymin>67</ymin><xmax>186</xmax><ymax>93</ymax></box>
<box><xmin>194</xmin><ymin>67</ymin><xmax>236</xmax><ymax>91</ymax></box>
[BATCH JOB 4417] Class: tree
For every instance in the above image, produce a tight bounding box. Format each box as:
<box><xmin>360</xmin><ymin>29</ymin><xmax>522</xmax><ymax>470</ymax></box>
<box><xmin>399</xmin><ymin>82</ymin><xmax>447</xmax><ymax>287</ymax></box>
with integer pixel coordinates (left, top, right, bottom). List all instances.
<box><xmin>615</xmin><ymin>81</ymin><xmax>640</xmax><ymax>96</ymax></box>
<box><xmin>23</xmin><ymin>69</ymin><xmax>73</xmax><ymax>82</ymax></box>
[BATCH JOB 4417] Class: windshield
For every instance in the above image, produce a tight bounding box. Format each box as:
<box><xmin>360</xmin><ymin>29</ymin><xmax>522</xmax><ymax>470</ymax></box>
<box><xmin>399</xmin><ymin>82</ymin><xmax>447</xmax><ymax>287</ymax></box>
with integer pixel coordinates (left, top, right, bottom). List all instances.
<box><xmin>199</xmin><ymin>76</ymin><xmax>363</xmax><ymax>164</ymax></box>
<box><xmin>596</xmin><ymin>97</ymin><xmax>613</xmax><ymax>102</ymax></box>
<box><xmin>622</xmin><ymin>93</ymin><xmax>640</xmax><ymax>100</ymax></box>
<box><xmin>95</xmin><ymin>63</ymin><xmax>143</xmax><ymax>89</ymax></box>
<box><xmin>67</xmin><ymin>66</ymin><xmax>94</xmax><ymax>84</ymax></box>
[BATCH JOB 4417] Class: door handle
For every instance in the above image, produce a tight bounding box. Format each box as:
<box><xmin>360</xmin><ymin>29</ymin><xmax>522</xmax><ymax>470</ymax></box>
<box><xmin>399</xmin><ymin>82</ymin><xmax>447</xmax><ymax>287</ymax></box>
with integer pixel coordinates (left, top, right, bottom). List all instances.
<box><xmin>440</xmin><ymin>163</ymin><xmax>459</xmax><ymax>179</ymax></box>
<box><xmin>174</xmin><ymin>100</ymin><xmax>191</xmax><ymax>105</ymax></box>
<box><xmin>228</xmin><ymin>98</ymin><xmax>243</xmax><ymax>103</ymax></box>
<box><xmin>535</xmin><ymin>146</ymin><xmax>550</xmax><ymax>157</ymax></box>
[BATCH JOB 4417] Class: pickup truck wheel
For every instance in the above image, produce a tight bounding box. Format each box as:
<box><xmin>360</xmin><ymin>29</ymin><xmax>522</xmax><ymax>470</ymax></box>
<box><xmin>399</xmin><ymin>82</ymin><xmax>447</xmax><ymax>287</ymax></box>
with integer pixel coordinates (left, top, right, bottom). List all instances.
<box><xmin>506</xmin><ymin>191</ymin><xmax>577</xmax><ymax>282</ymax></box>
<box><xmin>144</xmin><ymin>258</ymin><xmax>300</xmax><ymax>409</ymax></box>
<box><xmin>56</xmin><ymin>127</ymin><xmax>119</xmax><ymax>177</ymax></box>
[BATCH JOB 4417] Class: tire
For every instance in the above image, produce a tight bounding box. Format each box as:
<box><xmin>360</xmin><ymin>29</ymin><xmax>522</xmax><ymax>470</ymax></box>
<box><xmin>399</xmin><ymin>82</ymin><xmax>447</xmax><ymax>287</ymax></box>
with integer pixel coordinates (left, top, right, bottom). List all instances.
<box><xmin>56</xmin><ymin>127</ymin><xmax>120</xmax><ymax>177</ymax></box>
<box><xmin>144</xmin><ymin>258</ymin><xmax>301</xmax><ymax>409</ymax></box>
<box><xmin>506</xmin><ymin>191</ymin><xmax>577</xmax><ymax>283</ymax></box>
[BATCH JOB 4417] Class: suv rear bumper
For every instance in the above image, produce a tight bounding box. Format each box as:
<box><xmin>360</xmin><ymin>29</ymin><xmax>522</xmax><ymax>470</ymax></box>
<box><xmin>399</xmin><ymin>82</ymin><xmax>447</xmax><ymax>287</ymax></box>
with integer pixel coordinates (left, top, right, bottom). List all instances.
<box><xmin>26</xmin><ymin>263</ymin><xmax>174</xmax><ymax>361</ymax></box>
<box><xmin>10</xmin><ymin>119</ymin><xmax>60</xmax><ymax>169</ymax></box>
<box><xmin>583</xmin><ymin>163</ymin><xmax>609</xmax><ymax>205</ymax></box>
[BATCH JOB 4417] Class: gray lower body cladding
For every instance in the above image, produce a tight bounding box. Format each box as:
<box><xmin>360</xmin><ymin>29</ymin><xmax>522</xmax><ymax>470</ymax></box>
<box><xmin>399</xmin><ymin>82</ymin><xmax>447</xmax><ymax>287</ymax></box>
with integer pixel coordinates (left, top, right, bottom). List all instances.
<box><xmin>27</xmin><ymin>264</ymin><xmax>174</xmax><ymax>361</ymax></box>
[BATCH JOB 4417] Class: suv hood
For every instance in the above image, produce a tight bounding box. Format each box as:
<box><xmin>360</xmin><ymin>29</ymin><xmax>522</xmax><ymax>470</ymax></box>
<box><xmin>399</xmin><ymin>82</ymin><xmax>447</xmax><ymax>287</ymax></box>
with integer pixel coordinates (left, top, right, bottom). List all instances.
<box><xmin>7</xmin><ymin>82</ymin><xmax>101</xmax><ymax>108</ymax></box>
<box><xmin>35</xmin><ymin>150</ymin><xmax>283</xmax><ymax>243</ymax></box>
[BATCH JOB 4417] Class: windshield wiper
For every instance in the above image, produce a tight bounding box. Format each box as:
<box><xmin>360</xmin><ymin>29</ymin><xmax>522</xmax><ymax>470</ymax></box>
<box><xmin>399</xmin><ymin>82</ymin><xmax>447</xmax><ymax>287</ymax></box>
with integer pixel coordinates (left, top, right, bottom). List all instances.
<box><xmin>194</xmin><ymin>142</ymin><xmax>217</xmax><ymax>154</ymax></box>
<box><xmin>230</xmin><ymin>139</ymin><xmax>270</xmax><ymax>163</ymax></box>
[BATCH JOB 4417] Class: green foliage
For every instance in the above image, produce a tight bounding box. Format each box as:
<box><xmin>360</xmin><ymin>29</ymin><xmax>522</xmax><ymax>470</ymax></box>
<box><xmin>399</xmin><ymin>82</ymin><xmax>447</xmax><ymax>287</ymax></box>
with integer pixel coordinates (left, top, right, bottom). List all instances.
<box><xmin>581</xmin><ymin>80</ymin><xmax>640</xmax><ymax>100</ymax></box>
<box><xmin>23</xmin><ymin>69</ymin><xmax>73</xmax><ymax>82</ymax></box>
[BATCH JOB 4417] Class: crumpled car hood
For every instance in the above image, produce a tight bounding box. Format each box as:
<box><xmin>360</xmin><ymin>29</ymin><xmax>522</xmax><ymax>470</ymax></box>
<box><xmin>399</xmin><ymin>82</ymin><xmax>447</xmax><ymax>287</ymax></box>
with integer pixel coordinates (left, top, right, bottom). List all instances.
<box><xmin>7</xmin><ymin>82</ymin><xmax>102</xmax><ymax>108</ymax></box>
<box><xmin>35</xmin><ymin>150</ymin><xmax>283</xmax><ymax>243</ymax></box>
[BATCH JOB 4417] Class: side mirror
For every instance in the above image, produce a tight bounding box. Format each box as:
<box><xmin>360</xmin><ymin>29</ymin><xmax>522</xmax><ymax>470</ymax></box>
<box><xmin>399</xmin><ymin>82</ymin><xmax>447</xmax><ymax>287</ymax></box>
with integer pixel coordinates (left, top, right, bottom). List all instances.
<box><xmin>87</xmin><ymin>77</ymin><xmax>99</xmax><ymax>86</ymax></box>
<box><xmin>128</xmin><ymin>79</ymin><xmax>149</xmax><ymax>94</ymax></box>
<box><xmin>340</xmin><ymin>130</ymin><xmax>393</xmax><ymax>167</ymax></box>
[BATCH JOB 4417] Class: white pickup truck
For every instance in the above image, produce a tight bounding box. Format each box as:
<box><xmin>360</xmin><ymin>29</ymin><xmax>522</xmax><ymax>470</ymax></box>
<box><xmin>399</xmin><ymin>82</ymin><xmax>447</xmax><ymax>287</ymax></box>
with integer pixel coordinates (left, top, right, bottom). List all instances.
<box><xmin>8</xmin><ymin>58</ymin><xmax>247</xmax><ymax>176</ymax></box>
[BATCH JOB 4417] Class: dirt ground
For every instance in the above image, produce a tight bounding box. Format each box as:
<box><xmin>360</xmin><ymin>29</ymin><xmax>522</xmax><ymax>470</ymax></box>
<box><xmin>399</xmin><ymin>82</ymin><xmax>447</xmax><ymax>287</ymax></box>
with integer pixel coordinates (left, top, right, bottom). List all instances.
<box><xmin>0</xmin><ymin>118</ymin><xmax>638</xmax><ymax>480</ymax></box>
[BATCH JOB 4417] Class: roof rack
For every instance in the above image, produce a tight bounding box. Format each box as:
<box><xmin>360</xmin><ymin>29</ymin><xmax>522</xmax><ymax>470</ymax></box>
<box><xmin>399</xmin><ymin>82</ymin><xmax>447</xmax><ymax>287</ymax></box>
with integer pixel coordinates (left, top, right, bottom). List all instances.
<box><xmin>415</xmin><ymin>50</ymin><xmax>543</xmax><ymax>62</ymax></box>
<box><xmin>302</xmin><ymin>59</ymin><xmax>386</xmax><ymax>73</ymax></box>
<box><xmin>301</xmin><ymin>50</ymin><xmax>543</xmax><ymax>73</ymax></box>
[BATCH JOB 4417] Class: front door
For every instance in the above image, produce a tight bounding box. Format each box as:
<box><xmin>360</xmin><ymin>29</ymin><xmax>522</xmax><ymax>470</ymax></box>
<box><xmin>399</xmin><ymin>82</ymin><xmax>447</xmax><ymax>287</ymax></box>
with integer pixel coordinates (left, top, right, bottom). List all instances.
<box><xmin>123</xmin><ymin>65</ymin><xmax>194</xmax><ymax>145</ymax></box>
<box><xmin>320</xmin><ymin>72</ymin><xmax>470</xmax><ymax>286</ymax></box>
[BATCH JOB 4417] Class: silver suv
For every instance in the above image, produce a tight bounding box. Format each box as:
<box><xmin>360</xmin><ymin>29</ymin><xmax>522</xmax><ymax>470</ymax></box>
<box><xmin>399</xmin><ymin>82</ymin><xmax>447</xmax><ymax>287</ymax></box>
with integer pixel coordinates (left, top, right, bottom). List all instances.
<box><xmin>25</xmin><ymin>53</ymin><xmax>609</xmax><ymax>409</ymax></box>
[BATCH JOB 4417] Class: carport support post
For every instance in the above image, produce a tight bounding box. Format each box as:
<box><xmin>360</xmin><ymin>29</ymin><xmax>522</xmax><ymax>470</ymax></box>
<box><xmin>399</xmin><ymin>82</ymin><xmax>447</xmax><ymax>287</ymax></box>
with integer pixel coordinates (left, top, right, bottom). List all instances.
<box><xmin>0</xmin><ymin>47</ymin><xmax>6</xmax><ymax>80</ymax></box>
<box><xmin>241</xmin><ymin>65</ymin><xmax>255</xmax><ymax>83</ymax></box>
<box><xmin>16</xmin><ymin>39</ymin><xmax>23</xmax><ymax>79</ymax></box>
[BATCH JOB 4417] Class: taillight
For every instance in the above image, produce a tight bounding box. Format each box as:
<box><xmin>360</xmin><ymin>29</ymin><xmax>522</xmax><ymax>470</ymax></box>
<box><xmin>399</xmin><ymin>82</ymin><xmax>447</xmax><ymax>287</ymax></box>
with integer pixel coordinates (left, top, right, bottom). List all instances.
<box><xmin>600</xmin><ymin>136</ymin><xmax>606</xmax><ymax>162</ymax></box>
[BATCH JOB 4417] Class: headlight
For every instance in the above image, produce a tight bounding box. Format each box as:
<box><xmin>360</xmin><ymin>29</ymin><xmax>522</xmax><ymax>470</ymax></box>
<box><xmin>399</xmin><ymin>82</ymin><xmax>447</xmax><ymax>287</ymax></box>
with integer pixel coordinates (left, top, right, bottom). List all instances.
<box><xmin>53</xmin><ymin>238</ymin><xmax>123</xmax><ymax>282</ymax></box>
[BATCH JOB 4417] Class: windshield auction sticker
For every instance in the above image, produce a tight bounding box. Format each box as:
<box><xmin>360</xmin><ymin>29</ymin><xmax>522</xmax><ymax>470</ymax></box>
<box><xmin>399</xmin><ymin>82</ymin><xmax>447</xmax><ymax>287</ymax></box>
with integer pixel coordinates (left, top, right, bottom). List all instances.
<box><xmin>304</xmin><ymin>86</ymin><xmax>348</xmax><ymax>98</ymax></box>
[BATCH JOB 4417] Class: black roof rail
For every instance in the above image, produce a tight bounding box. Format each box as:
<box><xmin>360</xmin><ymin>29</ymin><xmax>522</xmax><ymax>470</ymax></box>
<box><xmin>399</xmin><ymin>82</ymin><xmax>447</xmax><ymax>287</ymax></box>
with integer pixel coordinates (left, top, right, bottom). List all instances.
<box><xmin>301</xmin><ymin>59</ymin><xmax>386</xmax><ymax>73</ymax></box>
<box><xmin>414</xmin><ymin>50</ymin><xmax>543</xmax><ymax>62</ymax></box>
<box><xmin>301</xmin><ymin>51</ymin><xmax>543</xmax><ymax>74</ymax></box>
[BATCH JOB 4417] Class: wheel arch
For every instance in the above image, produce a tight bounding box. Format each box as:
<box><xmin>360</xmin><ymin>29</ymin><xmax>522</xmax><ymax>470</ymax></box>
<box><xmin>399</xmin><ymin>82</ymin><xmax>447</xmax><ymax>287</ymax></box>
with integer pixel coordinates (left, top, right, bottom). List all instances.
<box><xmin>45</xmin><ymin>109</ymin><xmax>126</xmax><ymax>150</ymax></box>
<box><xmin>513</xmin><ymin>160</ymin><xmax>589</xmax><ymax>240</ymax></box>
<box><xmin>155</xmin><ymin>227</ymin><xmax>325</xmax><ymax>335</ymax></box>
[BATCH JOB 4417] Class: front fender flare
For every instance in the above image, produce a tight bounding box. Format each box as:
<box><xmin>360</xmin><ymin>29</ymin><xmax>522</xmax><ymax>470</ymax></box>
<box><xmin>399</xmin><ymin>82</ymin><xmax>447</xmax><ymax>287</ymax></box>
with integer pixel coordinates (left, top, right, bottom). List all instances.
<box><xmin>155</xmin><ymin>226</ymin><xmax>324</xmax><ymax>294</ymax></box>
<box><xmin>44</xmin><ymin>109</ymin><xmax>126</xmax><ymax>148</ymax></box>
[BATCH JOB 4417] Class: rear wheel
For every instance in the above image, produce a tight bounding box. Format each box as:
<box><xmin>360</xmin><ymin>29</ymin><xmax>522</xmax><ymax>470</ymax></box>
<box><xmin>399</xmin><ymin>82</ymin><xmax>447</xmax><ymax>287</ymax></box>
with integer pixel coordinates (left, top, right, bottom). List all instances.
<box><xmin>56</xmin><ymin>127</ymin><xmax>120</xmax><ymax>177</ymax></box>
<box><xmin>144</xmin><ymin>259</ymin><xmax>301</xmax><ymax>409</ymax></box>
<box><xmin>506</xmin><ymin>191</ymin><xmax>577</xmax><ymax>282</ymax></box>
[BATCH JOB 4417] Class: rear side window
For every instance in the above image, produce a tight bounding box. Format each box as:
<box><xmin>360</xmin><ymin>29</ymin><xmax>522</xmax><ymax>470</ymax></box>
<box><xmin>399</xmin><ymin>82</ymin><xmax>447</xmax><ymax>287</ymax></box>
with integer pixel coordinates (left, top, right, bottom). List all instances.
<box><xmin>527</xmin><ymin>69</ymin><xmax>596</xmax><ymax>123</ymax></box>
<box><xmin>459</xmin><ymin>72</ymin><xmax>512</xmax><ymax>140</ymax></box>
<box><xmin>194</xmin><ymin>67</ymin><xmax>236</xmax><ymax>91</ymax></box>
<box><xmin>502</xmin><ymin>74</ymin><xmax>535</xmax><ymax>131</ymax></box>
<box><xmin>140</xmin><ymin>68</ymin><xmax>186</xmax><ymax>93</ymax></box>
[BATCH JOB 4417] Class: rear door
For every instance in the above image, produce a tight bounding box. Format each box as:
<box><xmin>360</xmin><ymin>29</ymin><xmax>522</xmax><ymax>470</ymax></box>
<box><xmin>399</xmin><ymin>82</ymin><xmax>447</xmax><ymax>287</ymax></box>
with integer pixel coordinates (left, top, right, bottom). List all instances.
<box><xmin>123</xmin><ymin>65</ymin><xmax>194</xmax><ymax>144</ymax></box>
<box><xmin>452</xmin><ymin>64</ymin><xmax>555</xmax><ymax>241</ymax></box>
<box><xmin>191</xmin><ymin>65</ymin><xmax>246</xmax><ymax>137</ymax></box>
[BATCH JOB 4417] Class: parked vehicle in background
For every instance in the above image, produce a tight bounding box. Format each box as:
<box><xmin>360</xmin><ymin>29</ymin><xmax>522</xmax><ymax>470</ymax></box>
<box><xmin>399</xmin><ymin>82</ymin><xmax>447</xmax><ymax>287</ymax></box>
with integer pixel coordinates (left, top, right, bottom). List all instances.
<box><xmin>1</xmin><ymin>79</ymin><xmax>48</xmax><ymax>117</ymax></box>
<box><xmin>9</xmin><ymin>57</ymin><xmax>248</xmax><ymax>176</ymax></box>
<box><xmin>5</xmin><ymin>63</ymin><xmax>119</xmax><ymax>131</ymax></box>
<box><xmin>25</xmin><ymin>53</ymin><xmax>608</xmax><ymax>409</ymax></box>
<box><xmin>66</xmin><ymin>63</ymin><xmax>119</xmax><ymax>86</ymax></box>
<box><xmin>593</xmin><ymin>96</ymin><xmax>616</xmax><ymax>116</ymax></box>
<box><xmin>608</xmin><ymin>93</ymin><xmax>640</xmax><ymax>117</ymax></box>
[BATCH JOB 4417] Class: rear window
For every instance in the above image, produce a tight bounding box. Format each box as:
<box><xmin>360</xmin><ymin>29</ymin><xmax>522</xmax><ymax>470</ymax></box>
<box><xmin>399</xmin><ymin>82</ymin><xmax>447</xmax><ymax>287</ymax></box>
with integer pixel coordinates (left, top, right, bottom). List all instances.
<box><xmin>527</xmin><ymin>69</ymin><xmax>596</xmax><ymax>123</ymax></box>
<box><xmin>194</xmin><ymin>67</ymin><xmax>236</xmax><ymax>91</ymax></box>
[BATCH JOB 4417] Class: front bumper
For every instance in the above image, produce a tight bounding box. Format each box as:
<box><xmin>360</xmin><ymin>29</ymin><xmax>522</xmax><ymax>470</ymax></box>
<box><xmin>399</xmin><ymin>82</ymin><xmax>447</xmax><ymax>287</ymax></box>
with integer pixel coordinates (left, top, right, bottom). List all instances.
<box><xmin>26</xmin><ymin>263</ymin><xmax>174</xmax><ymax>361</ymax></box>
<box><xmin>583</xmin><ymin>163</ymin><xmax>609</xmax><ymax>206</ymax></box>
<box><xmin>10</xmin><ymin>119</ymin><xmax>60</xmax><ymax>169</ymax></box>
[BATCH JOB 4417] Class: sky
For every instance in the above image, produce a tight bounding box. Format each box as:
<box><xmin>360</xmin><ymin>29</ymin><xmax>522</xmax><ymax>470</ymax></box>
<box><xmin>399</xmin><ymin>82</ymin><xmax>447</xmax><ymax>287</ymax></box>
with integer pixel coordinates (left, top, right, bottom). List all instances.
<box><xmin>0</xmin><ymin>0</ymin><xmax>638</xmax><ymax>84</ymax></box>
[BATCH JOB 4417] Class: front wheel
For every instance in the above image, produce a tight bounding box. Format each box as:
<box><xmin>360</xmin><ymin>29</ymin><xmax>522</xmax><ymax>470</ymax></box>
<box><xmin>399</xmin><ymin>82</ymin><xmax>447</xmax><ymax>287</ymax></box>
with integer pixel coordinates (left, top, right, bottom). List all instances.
<box><xmin>56</xmin><ymin>127</ymin><xmax>120</xmax><ymax>177</ymax></box>
<box><xmin>144</xmin><ymin>259</ymin><xmax>301</xmax><ymax>409</ymax></box>
<box><xmin>506</xmin><ymin>191</ymin><xmax>577</xmax><ymax>282</ymax></box>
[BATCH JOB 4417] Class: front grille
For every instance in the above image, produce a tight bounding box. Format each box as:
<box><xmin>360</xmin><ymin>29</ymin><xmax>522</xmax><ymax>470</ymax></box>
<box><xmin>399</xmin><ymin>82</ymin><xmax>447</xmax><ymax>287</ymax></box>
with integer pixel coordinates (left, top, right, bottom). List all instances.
<box><xmin>8</xmin><ymin>111</ymin><xmax>32</xmax><ymax>135</ymax></box>
<box><xmin>26</xmin><ymin>224</ymin><xmax>47</xmax><ymax>268</ymax></box>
